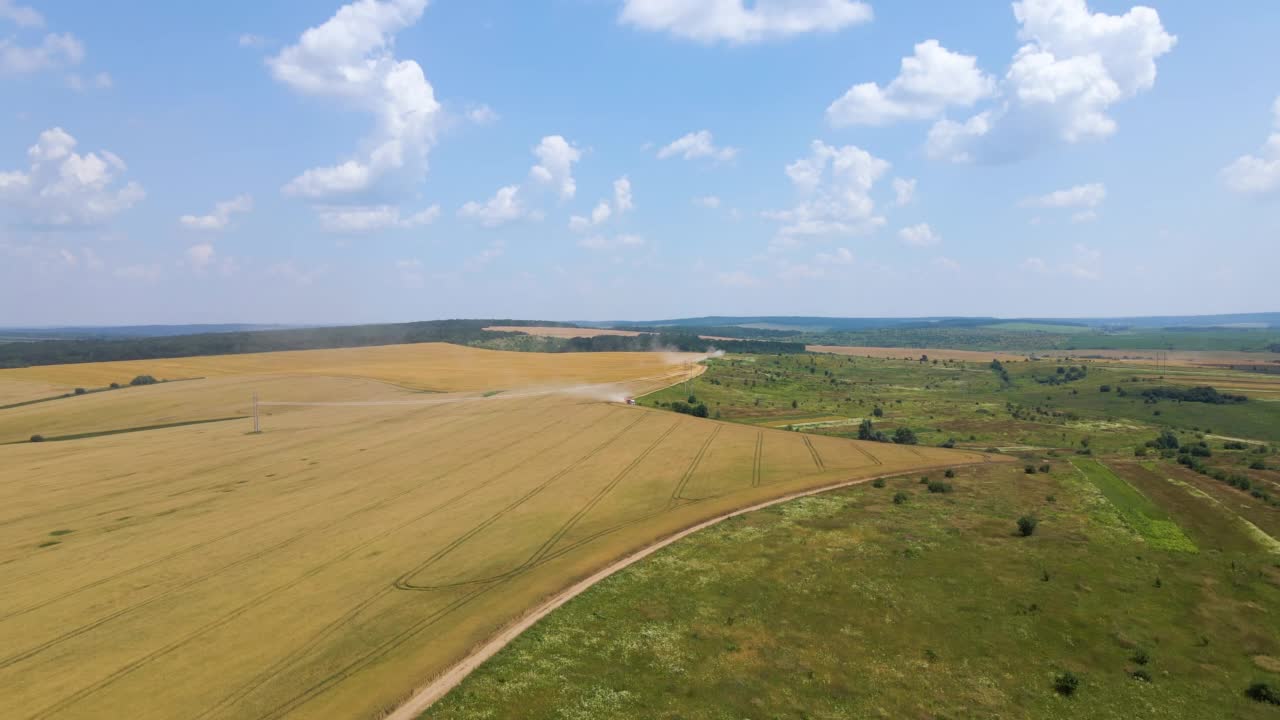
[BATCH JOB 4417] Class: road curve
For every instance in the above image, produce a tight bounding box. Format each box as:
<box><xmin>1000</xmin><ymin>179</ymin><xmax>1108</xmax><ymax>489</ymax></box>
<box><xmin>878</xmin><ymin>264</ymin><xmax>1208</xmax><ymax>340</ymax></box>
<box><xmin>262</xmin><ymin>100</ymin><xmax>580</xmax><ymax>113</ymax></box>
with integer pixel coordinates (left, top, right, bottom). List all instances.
<box><xmin>381</xmin><ymin>456</ymin><xmax>1001</xmax><ymax>720</ymax></box>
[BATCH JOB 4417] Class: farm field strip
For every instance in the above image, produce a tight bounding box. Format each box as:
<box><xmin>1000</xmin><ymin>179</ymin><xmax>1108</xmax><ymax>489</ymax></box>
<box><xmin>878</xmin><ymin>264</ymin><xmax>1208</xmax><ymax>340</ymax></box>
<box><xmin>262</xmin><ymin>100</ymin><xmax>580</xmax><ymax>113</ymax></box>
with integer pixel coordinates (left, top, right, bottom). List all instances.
<box><xmin>0</xmin><ymin>342</ymin><xmax>705</xmax><ymax>394</ymax></box>
<box><xmin>0</xmin><ymin>345</ymin><xmax>990</xmax><ymax>720</ymax></box>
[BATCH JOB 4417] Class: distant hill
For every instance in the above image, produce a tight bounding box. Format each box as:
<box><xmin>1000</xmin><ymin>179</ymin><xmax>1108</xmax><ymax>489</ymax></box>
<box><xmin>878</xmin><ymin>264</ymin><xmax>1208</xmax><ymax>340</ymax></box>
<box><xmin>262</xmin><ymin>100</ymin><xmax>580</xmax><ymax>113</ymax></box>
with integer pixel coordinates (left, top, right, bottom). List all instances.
<box><xmin>0</xmin><ymin>324</ymin><xmax>300</xmax><ymax>342</ymax></box>
<box><xmin>598</xmin><ymin>313</ymin><xmax>1280</xmax><ymax>332</ymax></box>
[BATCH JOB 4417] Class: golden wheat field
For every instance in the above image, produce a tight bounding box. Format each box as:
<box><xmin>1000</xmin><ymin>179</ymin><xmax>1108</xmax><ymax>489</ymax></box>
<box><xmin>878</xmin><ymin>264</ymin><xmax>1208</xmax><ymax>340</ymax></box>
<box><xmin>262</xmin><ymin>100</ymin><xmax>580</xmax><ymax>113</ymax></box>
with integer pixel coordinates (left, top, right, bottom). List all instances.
<box><xmin>483</xmin><ymin>325</ymin><xmax>644</xmax><ymax>339</ymax></box>
<box><xmin>0</xmin><ymin>344</ymin><xmax>991</xmax><ymax>719</ymax></box>
<box><xmin>0</xmin><ymin>342</ymin><xmax>697</xmax><ymax>393</ymax></box>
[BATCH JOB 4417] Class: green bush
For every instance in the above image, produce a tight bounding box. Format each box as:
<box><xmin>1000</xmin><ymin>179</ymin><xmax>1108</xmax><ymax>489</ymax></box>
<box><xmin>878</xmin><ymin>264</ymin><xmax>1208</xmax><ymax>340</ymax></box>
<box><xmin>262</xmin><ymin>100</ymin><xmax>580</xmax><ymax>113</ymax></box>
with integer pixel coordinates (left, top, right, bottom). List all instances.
<box><xmin>1132</xmin><ymin>649</ymin><xmax>1150</xmax><ymax>665</ymax></box>
<box><xmin>129</xmin><ymin>375</ymin><xmax>159</xmax><ymax>386</ymax></box>
<box><xmin>1025</xmin><ymin>465</ymin><xmax>1037</xmax><ymax>474</ymax></box>
<box><xmin>872</xmin><ymin>478</ymin><xmax>886</xmax><ymax>488</ymax></box>
<box><xmin>1017</xmin><ymin>515</ymin><xmax>1038</xmax><ymax>537</ymax></box>
<box><xmin>927</xmin><ymin>481</ymin><xmax>952</xmax><ymax>494</ymax></box>
<box><xmin>1132</xmin><ymin>669</ymin><xmax>1152</xmax><ymax>683</ymax></box>
<box><xmin>1054</xmin><ymin>671</ymin><xmax>1080</xmax><ymax>696</ymax></box>
<box><xmin>892</xmin><ymin>492</ymin><xmax>909</xmax><ymax>505</ymax></box>
<box><xmin>1038</xmin><ymin>463</ymin><xmax>1051</xmax><ymax>473</ymax></box>
<box><xmin>1245</xmin><ymin>682</ymin><xmax>1280</xmax><ymax>705</ymax></box>
<box><xmin>30</xmin><ymin>434</ymin><xmax>45</xmax><ymax>443</ymax></box>
<box><xmin>74</xmin><ymin>387</ymin><xmax>86</xmax><ymax>395</ymax></box>
<box><xmin>944</xmin><ymin>469</ymin><xmax>956</xmax><ymax>478</ymax></box>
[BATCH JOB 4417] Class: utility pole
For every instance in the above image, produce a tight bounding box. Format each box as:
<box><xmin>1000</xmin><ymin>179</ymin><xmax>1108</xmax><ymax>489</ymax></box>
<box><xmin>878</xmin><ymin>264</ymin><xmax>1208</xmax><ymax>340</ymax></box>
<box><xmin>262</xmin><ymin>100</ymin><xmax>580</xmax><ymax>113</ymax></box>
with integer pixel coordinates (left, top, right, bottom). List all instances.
<box><xmin>252</xmin><ymin>392</ymin><xmax>260</xmax><ymax>433</ymax></box>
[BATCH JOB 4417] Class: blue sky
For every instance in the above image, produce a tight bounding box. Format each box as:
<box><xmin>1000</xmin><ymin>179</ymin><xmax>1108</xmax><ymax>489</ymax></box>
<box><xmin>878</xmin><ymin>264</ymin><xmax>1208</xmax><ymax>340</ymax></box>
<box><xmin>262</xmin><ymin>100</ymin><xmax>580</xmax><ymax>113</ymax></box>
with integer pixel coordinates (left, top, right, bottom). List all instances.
<box><xmin>1</xmin><ymin>0</ymin><xmax>1278</xmax><ymax>325</ymax></box>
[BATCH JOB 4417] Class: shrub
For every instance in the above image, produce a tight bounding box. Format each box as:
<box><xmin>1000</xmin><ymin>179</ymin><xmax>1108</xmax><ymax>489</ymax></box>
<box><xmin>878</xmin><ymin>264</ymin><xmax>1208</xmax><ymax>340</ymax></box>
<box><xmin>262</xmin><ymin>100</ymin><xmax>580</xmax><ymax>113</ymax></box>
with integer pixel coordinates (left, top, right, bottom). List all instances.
<box><xmin>1132</xmin><ymin>669</ymin><xmax>1152</xmax><ymax>683</ymax></box>
<box><xmin>872</xmin><ymin>406</ymin><xmax>884</xmax><ymax>418</ymax></box>
<box><xmin>1100</xmin><ymin>385</ymin><xmax>1111</xmax><ymax>392</ymax></box>
<box><xmin>944</xmin><ymin>469</ymin><xmax>956</xmax><ymax>478</ymax></box>
<box><xmin>1250</xmin><ymin>460</ymin><xmax>1268</xmax><ymax>470</ymax></box>
<box><xmin>129</xmin><ymin>375</ymin><xmax>158</xmax><ymax>386</ymax></box>
<box><xmin>109</xmin><ymin>382</ymin><xmax>121</xmax><ymax>389</ymax></box>
<box><xmin>1245</xmin><ymin>682</ymin><xmax>1280</xmax><ymax>705</ymax></box>
<box><xmin>927</xmin><ymin>481</ymin><xmax>952</xmax><ymax>494</ymax></box>
<box><xmin>30</xmin><ymin>434</ymin><xmax>45</xmax><ymax>443</ymax></box>
<box><xmin>1132</xmin><ymin>649</ymin><xmax>1150</xmax><ymax>665</ymax></box>
<box><xmin>1025</xmin><ymin>465</ymin><xmax>1037</xmax><ymax>474</ymax></box>
<box><xmin>1038</xmin><ymin>463</ymin><xmax>1051</xmax><ymax>473</ymax></box>
<box><xmin>1054</xmin><ymin>671</ymin><xmax>1080</xmax><ymax>696</ymax></box>
<box><xmin>1134</xmin><ymin>446</ymin><xmax>1149</xmax><ymax>457</ymax></box>
<box><xmin>1017</xmin><ymin>515</ymin><xmax>1039</xmax><ymax>537</ymax></box>
<box><xmin>940</xmin><ymin>438</ymin><xmax>956</xmax><ymax>449</ymax></box>
<box><xmin>74</xmin><ymin>387</ymin><xmax>87</xmax><ymax>395</ymax></box>
<box><xmin>892</xmin><ymin>426</ymin><xmax>919</xmax><ymax>445</ymax></box>
<box><xmin>872</xmin><ymin>478</ymin><xmax>886</xmax><ymax>488</ymax></box>
<box><xmin>893</xmin><ymin>492</ymin><xmax>909</xmax><ymax>505</ymax></box>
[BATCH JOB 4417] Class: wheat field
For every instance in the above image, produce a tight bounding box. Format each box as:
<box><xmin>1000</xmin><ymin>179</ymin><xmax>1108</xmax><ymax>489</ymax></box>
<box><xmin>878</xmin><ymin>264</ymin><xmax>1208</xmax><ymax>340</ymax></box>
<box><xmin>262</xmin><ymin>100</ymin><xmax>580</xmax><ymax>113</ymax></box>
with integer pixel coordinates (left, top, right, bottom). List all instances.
<box><xmin>0</xmin><ymin>345</ymin><xmax>990</xmax><ymax>719</ymax></box>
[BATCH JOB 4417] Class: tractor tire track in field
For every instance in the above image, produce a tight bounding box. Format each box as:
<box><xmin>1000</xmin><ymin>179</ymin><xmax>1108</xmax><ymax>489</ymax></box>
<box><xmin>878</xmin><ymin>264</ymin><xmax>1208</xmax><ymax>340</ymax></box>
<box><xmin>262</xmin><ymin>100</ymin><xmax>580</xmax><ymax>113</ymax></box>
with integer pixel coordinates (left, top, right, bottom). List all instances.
<box><xmin>402</xmin><ymin>417</ymin><xmax>682</xmax><ymax>590</ymax></box>
<box><xmin>0</xmin><ymin>402</ymin><xmax>518</xmax><ymax>630</ymax></box>
<box><xmin>803</xmin><ymin>435</ymin><xmax>825</xmax><ymax>471</ymax></box>
<box><xmin>192</xmin><ymin>407</ymin><xmax>631</xmax><ymax>720</ymax></box>
<box><xmin>20</xmin><ymin>405</ymin><xmax>599</xmax><ymax>719</ymax></box>
<box><xmin>381</xmin><ymin>457</ymin><xmax>1006</xmax><ymax>720</ymax></box>
<box><xmin>202</xmin><ymin>409</ymin><xmax>647</xmax><ymax>720</ymax></box>
<box><xmin>0</xmin><ymin>399</ymin><xmax>479</xmax><ymax>530</ymax></box>
<box><xmin>751</xmin><ymin>431</ymin><xmax>764</xmax><ymax>487</ymax></box>
<box><xmin>850</xmin><ymin>441</ymin><xmax>884</xmax><ymax>466</ymax></box>
<box><xmin>670</xmin><ymin>424</ymin><xmax>720</xmax><ymax>505</ymax></box>
<box><xmin>393</xmin><ymin>412</ymin><xmax>649</xmax><ymax>591</ymax></box>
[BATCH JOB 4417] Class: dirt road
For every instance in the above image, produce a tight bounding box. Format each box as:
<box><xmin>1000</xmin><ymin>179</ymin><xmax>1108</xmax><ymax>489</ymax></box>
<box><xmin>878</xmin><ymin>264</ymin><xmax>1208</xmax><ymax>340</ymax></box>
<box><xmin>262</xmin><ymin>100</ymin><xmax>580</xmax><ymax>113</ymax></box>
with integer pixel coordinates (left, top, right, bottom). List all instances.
<box><xmin>381</xmin><ymin>457</ymin><xmax>1001</xmax><ymax>720</ymax></box>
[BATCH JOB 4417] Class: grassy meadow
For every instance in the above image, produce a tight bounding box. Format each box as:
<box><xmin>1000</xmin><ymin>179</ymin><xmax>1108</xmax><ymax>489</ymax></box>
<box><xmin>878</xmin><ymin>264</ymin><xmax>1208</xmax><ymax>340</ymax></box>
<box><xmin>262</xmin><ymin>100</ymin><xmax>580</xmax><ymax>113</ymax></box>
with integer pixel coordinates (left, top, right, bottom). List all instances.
<box><xmin>0</xmin><ymin>345</ymin><xmax>987</xmax><ymax>720</ymax></box>
<box><xmin>428</xmin><ymin>459</ymin><xmax>1280</xmax><ymax>720</ymax></box>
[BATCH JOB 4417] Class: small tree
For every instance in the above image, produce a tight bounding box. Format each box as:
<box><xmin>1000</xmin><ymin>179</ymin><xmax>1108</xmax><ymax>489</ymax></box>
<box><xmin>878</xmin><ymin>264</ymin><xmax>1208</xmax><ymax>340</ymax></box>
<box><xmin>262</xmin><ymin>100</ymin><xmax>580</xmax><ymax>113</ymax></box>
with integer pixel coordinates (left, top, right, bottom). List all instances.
<box><xmin>892</xmin><ymin>426</ymin><xmax>918</xmax><ymax>445</ymax></box>
<box><xmin>1017</xmin><ymin>515</ymin><xmax>1039</xmax><ymax>537</ymax></box>
<box><xmin>944</xmin><ymin>469</ymin><xmax>956</xmax><ymax>478</ymax></box>
<box><xmin>1245</xmin><ymin>682</ymin><xmax>1280</xmax><ymax>705</ymax></box>
<box><xmin>872</xmin><ymin>406</ymin><xmax>884</xmax><ymax>418</ymax></box>
<box><xmin>74</xmin><ymin>387</ymin><xmax>87</xmax><ymax>395</ymax></box>
<box><xmin>30</xmin><ymin>434</ymin><xmax>45</xmax><ymax>443</ymax></box>
<box><xmin>130</xmin><ymin>375</ymin><xmax>158</xmax><ymax>386</ymax></box>
<box><xmin>927</xmin><ymin>481</ymin><xmax>952</xmax><ymax>494</ymax></box>
<box><xmin>872</xmin><ymin>477</ymin><xmax>886</xmax><ymax>488</ymax></box>
<box><xmin>893</xmin><ymin>491</ymin><xmax>909</xmax><ymax>505</ymax></box>
<box><xmin>1054</xmin><ymin>671</ymin><xmax>1080</xmax><ymax>696</ymax></box>
<box><xmin>1025</xmin><ymin>465</ymin><xmax>1038</xmax><ymax>474</ymax></box>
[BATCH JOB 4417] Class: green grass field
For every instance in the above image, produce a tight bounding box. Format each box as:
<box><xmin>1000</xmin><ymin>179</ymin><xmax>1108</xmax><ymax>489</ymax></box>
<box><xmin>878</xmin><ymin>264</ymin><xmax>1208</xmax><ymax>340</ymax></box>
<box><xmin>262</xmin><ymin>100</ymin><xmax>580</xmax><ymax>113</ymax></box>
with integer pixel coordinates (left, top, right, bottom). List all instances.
<box><xmin>427</xmin><ymin>460</ymin><xmax>1280</xmax><ymax>719</ymax></box>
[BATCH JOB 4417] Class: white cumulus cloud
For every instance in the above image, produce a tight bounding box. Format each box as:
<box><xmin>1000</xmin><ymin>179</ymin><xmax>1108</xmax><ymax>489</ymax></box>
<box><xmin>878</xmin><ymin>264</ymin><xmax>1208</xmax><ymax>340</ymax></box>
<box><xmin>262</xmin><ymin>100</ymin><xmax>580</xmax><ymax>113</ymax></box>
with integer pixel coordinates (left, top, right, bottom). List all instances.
<box><xmin>892</xmin><ymin>177</ymin><xmax>916</xmax><ymax>206</ymax></box>
<box><xmin>619</xmin><ymin>0</ymin><xmax>872</xmax><ymax>44</ymax></box>
<box><xmin>1020</xmin><ymin>182</ymin><xmax>1106</xmax><ymax>209</ymax></box>
<box><xmin>766</xmin><ymin>140</ymin><xmax>890</xmax><ymax>240</ymax></box>
<box><xmin>459</xmin><ymin>185</ymin><xmax>528</xmax><ymax>227</ymax></box>
<box><xmin>657</xmin><ymin>130</ymin><xmax>738</xmax><ymax>163</ymax></box>
<box><xmin>0</xmin><ymin>127</ymin><xmax>144</xmax><ymax>226</ymax></box>
<box><xmin>827</xmin><ymin>40</ymin><xmax>995</xmax><ymax>127</ymax></box>
<box><xmin>898</xmin><ymin>223</ymin><xmax>940</xmax><ymax>247</ymax></box>
<box><xmin>529</xmin><ymin>135</ymin><xmax>582</xmax><ymax>200</ymax></box>
<box><xmin>926</xmin><ymin>0</ymin><xmax>1176</xmax><ymax>163</ymax></box>
<box><xmin>318</xmin><ymin>203</ymin><xmax>439</xmax><ymax>232</ymax></box>
<box><xmin>1221</xmin><ymin>96</ymin><xmax>1280</xmax><ymax>195</ymax></box>
<box><xmin>270</xmin><ymin>0</ymin><xmax>440</xmax><ymax>197</ymax></box>
<box><xmin>179</xmin><ymin>195</ymin><xmax>253</xmax><ymax>230</ymax></box>
<box><xmin>1</xmin><ymin>31</ymin><xmax>83</xmax><ymax>76</ymax></box>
